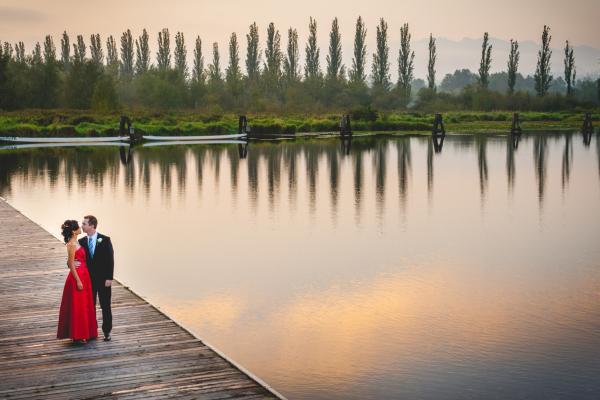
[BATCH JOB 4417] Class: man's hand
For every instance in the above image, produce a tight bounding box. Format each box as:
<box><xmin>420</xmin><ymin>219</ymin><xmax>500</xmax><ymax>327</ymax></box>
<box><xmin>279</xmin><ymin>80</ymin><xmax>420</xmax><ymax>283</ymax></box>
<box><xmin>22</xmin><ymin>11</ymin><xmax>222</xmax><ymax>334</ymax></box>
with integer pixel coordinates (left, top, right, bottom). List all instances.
<box><xmin>105</xmin><ymin>280</ymin><xmax>113</xmax><ymax>287</ymax></box>
<box><xmin>74</xmin><ymin>260</ymin><xmax>81</xmax><ymax>267</ymax></box>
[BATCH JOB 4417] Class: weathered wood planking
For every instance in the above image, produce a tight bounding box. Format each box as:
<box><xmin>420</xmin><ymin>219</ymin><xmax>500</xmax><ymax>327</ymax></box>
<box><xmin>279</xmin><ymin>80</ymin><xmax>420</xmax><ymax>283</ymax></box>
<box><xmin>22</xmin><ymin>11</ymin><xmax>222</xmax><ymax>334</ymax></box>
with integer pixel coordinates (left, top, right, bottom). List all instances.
<box><xmin>0</xmin><ymin>198</ymin><xmax>283</xmax><ymax>400</ymax></box>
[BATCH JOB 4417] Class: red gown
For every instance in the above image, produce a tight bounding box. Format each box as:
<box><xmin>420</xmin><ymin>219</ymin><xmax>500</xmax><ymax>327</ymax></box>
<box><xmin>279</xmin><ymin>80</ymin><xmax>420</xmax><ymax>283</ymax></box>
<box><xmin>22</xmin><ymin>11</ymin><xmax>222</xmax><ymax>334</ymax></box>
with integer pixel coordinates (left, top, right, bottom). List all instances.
<box><xmin>57</xmin><ymin>246</ymin><xmax>98</xmax><ymax>340</ymax></box>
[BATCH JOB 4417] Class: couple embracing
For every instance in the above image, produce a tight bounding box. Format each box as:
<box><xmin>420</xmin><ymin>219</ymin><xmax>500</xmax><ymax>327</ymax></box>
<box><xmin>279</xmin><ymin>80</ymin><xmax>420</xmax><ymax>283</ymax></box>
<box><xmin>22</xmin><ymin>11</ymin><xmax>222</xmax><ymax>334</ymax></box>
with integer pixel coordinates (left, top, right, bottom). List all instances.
<box><xmin>57</xmin><ymin>215</ymin><xmax>114</xmax><ymax>343</ymax></box>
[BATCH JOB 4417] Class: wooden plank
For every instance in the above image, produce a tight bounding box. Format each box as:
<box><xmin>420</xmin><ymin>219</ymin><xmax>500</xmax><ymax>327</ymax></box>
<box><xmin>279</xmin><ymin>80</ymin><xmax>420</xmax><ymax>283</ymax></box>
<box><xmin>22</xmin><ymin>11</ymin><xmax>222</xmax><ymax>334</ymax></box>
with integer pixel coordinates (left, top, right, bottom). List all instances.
<box><xmin>0</xmin><ymin>198</ymin><xmax>284</xmax><ymax>400</ymax></box>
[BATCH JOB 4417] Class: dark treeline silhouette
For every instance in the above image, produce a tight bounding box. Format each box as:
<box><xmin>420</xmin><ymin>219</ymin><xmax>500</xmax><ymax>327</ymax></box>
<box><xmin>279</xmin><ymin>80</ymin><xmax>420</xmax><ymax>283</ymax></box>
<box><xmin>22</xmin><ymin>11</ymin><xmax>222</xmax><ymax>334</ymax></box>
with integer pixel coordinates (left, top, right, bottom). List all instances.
<box><xmin>1</xmin><ymin>21</ymin><xmax>599</xmax><ymax>113</ymax></box>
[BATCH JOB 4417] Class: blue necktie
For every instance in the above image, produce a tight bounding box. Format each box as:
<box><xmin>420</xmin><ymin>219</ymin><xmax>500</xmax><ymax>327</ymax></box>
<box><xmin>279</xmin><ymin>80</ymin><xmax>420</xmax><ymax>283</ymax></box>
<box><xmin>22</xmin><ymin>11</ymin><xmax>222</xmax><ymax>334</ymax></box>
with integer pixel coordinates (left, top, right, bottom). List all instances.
<box><xmin>89</xmin><ymin>237</ymin><xmax>95</xmax><ymax>258</ymax></box>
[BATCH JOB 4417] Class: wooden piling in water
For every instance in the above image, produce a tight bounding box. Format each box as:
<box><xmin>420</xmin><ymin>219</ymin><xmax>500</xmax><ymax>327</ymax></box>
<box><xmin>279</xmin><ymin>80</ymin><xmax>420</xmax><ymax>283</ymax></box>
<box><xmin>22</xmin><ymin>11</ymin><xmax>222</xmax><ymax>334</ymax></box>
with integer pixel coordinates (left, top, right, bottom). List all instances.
<box><xmin>510</xmin><ymin>113</ymin><xmax>522</xmax><ymax>136</ymax></box>
<box><xmin>582</xmin><ymin>113</ymin><xmax>593</xmax><ymax>135</ymax></box>
<box><xmin>239</xmin><ymin>115</ymin><xmax>250</xmax><ymax>136</ymax></box>
<box><xmin>339</xmin><ymin>114</ymin><xmax>352</xmax><ymax>137</ymax></box>
<box><xmin>432</xmin><ymin>113</ymin><xmax>445</xmax><ymax>136</ymax></box>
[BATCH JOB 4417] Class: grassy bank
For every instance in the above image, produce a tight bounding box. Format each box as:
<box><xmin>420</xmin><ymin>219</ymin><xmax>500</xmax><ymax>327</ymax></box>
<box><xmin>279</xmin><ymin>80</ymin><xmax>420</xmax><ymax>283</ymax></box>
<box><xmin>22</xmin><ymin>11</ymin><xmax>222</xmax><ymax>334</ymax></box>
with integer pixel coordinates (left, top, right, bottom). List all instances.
<box><xmin>0</xmin><ymin>110</ymin><xmax>597</xmax><ymax>137</ymax></box>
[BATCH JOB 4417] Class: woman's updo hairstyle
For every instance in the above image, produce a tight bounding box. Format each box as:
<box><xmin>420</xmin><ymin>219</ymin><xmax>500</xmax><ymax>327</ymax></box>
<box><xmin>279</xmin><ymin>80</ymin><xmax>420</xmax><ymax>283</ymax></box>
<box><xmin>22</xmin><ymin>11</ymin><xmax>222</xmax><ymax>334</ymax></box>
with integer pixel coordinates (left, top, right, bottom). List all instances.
<box><xmin>60</xmin><ymin>220</ymin><xmax>79</xmax><ymax>243</ymax></box>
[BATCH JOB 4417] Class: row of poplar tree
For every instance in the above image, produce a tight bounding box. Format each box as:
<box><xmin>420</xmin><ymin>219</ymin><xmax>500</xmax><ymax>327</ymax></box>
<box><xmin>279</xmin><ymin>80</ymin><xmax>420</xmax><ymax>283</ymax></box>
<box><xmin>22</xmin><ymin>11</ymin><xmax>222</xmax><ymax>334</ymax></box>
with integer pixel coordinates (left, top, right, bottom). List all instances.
<box><xmin>0</xmin><ymin>18</ymin><xmax>592</xmax><ymax>111</ymax></box>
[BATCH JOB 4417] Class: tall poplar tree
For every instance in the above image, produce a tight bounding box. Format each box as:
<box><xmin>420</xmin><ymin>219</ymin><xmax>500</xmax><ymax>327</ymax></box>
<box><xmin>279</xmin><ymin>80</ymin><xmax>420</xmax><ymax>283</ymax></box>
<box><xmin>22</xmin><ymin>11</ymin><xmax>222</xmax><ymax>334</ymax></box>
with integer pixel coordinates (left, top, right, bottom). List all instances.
<box><xmin>246</xmin><ymin>22</ymin><xmax>261</xmax><ymax>81</ymax></box>
<box><xmin>507</xmin><ymin>39</ymin><xmax>519</xmax><ymax>94</ymax></box>
<box><xmin>534</xmin><ymin>25</ymin><xmax>553</xmax><ymax>96</ymax></box>
<box><xmin>135</xmin><ymin>29</ymin><xmax>150</xmax><ymax>75</ymax></box>
<box><xmin>43</xmin><ymin>35</ymin><xmax>56</xmax><ymax>63</ymax></box>
<box><xmin>478</xmin><ymin>32</ymin><xmax>492</xmax><ymax>88</ymax></box>
<box><xmin>226</xmin><ymin>33</ymin><xmax>241</xmax><ymax>86</ymax></box>
<box><xmin>60</xmin><ymin>31</ymin><xmax>70</xmax><ymax>70</ymax></box>
<box><xmin>157</xmin><ymin>28</ymin><xmax>171</xmax><ymax>72</ymax></box>
<box><xmin>14</xmin><ymin>42</ymin><xmax>25</xmax><ymax>64</ymax></box>
<box><xmin>304</xmin><ymin>17</ymin><xmax>321</xmax><ymax>80</ymax></box>
<box><xmin>208</xmin><ymin>42</ymin><xmax>222</xmax><ymax>84</ymax></box>
<box><xmin>73</xmin><ymin>35</ymin><xmax>86</xmax><ymax>63</ymax></box>
<box><xmin>326</xmin><ymin>17</ymin><xmax>344</xmax><ymax>81</ymax></box>
<box><xmin>264</xmin><ymin>22</ymin><xmax>282</xmax><ymax>80</ymax></box>
<box><xmin>563</xmin><ymin>40</ymin><xmax>576</xmax><ymax>96</ymax></box>
<box><xmin>120</xmin><ymin>29</ymin><xmax>134</xmax><ymax>79</ymax></box>
<box><xmin>174</xmin><ymin>32</ymin><xmax>187</xmax><ymax>79</ymax></box>
<box><xmin>427</xmin><ymin>34</ymin><xmax>436</xmax><ymax>90</ymax></box>
<box><xmin>90</xmin><ymin>34</ymin><xmax>103</xmax><ymax>65</ymax></box>
<box><xmin>372</xmin><ymin>18</ymin><xmax>390</xmax><ymax>90</ymax></box>
<box><xmin>283</xmin><ymin>28</ymin><xmax>300</xmax><ymax>82</ymax></box>
<box><xmin>397</xmin><ymin>23</ymin><xmax>415</xmax><ymax>103</ymax></box>
<box><xmin>192</xmin><ymin>36</ymin><xmax>205</xmax><ymax>84</ymax></box>
<box><xmin>349</xmin><ymin>16</ymin><xmax>367</xmax><ymax>85</ymax></box>
<box><xmin>41</xmin><ymin>35</ymin><xmax>59</xmax><ymax>107</ymax></box>
<box><xmin>106</xmin><ymin>35</ymin><xmax>119</xmax><ymax>77</ymax></box>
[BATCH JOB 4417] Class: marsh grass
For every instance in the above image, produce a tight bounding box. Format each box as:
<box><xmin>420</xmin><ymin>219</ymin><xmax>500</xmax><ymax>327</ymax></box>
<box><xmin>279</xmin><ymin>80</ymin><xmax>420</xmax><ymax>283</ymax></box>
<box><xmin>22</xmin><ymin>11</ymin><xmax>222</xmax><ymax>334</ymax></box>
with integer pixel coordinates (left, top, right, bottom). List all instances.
<box><xmin>0</xmin><ymin>110</ymin><xmax>596</xmax><ymax>137</ymax></box>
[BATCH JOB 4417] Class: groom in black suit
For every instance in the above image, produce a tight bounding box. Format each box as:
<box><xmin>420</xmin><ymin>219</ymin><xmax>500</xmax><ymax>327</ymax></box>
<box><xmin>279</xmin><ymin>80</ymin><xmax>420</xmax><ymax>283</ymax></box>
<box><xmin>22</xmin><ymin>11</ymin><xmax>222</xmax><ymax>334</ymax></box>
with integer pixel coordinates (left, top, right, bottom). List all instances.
<box><xmin>80</xmin><ymin>215</ymin><xmax>114</xmax><ymax>341</ymax></box>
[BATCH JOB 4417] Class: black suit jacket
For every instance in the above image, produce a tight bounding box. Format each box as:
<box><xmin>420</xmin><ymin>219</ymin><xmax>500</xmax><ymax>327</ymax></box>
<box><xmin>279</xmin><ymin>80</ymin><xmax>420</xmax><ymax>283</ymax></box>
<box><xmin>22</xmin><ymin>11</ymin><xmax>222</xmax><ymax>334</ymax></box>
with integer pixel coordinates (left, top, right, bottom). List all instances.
<box><xmin>79</xmin><ymin>233</ymin><xmax>114</xmax><ymax>282</ymax></box>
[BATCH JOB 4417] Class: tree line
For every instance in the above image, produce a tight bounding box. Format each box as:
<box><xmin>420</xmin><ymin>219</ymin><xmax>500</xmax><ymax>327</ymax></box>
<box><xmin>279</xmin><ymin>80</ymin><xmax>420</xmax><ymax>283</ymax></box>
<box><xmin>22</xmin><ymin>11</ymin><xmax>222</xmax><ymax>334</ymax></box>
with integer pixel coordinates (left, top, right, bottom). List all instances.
<box><xmin>0</xmin><ymin>19</ymin><xmax>598</xmax><ymax>113</ymax></box>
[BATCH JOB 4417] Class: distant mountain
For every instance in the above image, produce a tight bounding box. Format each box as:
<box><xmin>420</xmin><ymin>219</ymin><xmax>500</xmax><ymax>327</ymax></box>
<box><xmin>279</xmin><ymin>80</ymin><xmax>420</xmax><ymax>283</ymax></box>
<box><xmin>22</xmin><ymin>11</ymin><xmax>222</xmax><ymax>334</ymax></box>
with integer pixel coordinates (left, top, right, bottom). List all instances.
<box><xmin>408</xmin><ymin>36</ymin><xmax>600</xmax><ymax>81</ymax></box>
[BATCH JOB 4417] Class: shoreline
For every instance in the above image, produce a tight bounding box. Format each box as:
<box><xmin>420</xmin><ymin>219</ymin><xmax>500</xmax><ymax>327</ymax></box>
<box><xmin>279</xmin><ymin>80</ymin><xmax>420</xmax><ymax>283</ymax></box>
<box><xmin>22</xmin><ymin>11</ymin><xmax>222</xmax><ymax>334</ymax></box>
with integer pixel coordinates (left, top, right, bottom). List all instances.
<box><xmin>0</xmin><ymin>110</ymin><xmax>596</xmax><ymax>138</ymax></box>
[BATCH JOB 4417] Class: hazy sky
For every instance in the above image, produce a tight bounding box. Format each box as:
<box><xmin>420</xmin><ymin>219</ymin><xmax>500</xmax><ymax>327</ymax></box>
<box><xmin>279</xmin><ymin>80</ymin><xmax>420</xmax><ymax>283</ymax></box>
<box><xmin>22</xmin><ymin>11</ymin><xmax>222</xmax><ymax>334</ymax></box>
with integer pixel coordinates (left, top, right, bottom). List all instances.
<box><xmin>1</xmin><ymin>0</ymin><xmax>599</xmax><ymax>77</ymax></box>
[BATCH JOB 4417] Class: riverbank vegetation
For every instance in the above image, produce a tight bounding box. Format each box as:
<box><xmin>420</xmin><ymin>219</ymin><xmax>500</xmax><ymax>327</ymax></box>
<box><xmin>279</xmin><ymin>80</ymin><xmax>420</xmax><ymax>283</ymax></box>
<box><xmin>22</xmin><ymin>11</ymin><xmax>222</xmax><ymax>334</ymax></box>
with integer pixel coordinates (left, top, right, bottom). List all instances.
<box><xmin>1</xmin><ymin>20</ymin><xmax>599</xmax><ymax>115</ymax></box>
<box><xmin>0</xmin><ymin>110</ymin><xmax>596</xmax><ymax>137</ymax></box>
<box><xmin>1</xmin><ymin>20</ymin><xmax>598</xmax><ymax>136</ymax></box>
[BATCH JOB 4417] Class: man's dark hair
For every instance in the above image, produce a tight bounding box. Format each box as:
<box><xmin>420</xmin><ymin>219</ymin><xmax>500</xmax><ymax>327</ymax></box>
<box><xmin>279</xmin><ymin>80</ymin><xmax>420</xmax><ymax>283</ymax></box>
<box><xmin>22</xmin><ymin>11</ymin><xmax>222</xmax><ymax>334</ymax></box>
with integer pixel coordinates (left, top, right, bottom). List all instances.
<box><xmin>84</xmin><ymin>215</ymin><xmax>98</xmax><ymax>228</ymax></box>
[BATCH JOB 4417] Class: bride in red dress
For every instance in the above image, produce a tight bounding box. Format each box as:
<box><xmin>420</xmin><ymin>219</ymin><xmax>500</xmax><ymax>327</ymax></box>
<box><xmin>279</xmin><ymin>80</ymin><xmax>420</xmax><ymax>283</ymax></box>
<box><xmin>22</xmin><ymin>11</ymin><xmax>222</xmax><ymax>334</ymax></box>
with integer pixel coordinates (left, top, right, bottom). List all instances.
<box><xmin>57</xmin><ymin>220</ymin><xmax>98</xmax><ymax>343</ymax></box>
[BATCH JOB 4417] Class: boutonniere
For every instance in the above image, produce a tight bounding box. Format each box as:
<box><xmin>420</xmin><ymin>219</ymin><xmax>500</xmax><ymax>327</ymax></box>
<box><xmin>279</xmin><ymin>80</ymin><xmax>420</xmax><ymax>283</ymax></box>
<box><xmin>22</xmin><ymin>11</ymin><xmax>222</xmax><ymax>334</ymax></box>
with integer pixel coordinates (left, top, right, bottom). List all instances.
<box><xmin>97</xmin><ymin>238</ymin><xmax>103</xmax><ymax>243</ymax></box>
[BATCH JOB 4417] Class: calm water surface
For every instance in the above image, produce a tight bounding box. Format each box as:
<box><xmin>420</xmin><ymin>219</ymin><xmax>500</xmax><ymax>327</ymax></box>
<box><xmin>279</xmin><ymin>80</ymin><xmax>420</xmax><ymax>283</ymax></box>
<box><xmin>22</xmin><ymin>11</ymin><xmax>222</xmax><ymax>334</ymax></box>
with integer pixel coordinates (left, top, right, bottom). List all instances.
<box><xmin>1</xmin><ymin>133</ymin><xmax>600</xmax><ymax>399</ymax></box>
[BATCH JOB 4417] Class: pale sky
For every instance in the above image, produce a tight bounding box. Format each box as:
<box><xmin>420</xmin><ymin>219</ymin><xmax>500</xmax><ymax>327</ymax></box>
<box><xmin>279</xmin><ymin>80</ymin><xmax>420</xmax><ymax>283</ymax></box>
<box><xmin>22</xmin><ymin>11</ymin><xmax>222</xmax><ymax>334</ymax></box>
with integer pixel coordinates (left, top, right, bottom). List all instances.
<box><xmin>1</xmin><ymin>0</ymin><xmax>599</xmax><ymax>77</ymax></box>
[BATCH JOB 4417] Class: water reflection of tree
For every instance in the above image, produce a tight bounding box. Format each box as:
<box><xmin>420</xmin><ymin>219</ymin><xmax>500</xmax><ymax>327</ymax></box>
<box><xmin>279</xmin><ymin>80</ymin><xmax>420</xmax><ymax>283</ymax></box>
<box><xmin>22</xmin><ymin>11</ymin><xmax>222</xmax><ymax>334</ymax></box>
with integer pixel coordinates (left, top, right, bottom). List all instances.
<box><xmin>137</xmin><ymin>146</ymin><xmax>188</xmax><ymax>195</ymax></box>
<box><xmin>226</xmin><ymin>146</ymin><xmax>240</xmax><ymax>197</ymax></box>
<box><xmin>325</xmin><ymin>143</ymin><xmax>340</xmax><ymax>214</ymax></box>
<box><xmin>304</xmin><ymin>143</ymin><xmax>320</xmax><ymax>215</ymax></box>
<box><xmin>561</xmin><ymin>134</ymin><xmax>572</xmax><ymax>191</ymax></box>
<box><xmin>506</xmin><ymin>136</ymin><xmax>516</xmax><ymax>191</ymax></box>
<box><xmin>427</xmin><ymin>139</ymin><xmax>433</xmax><ymax>198</ymax></box>
<box><xmin>246</xmin><ymin>145</ymin><xmax>260</xmax><ymax>209</ymax></box>
<box><xmin>266</xmin><ymin>145</ymin><xmax>282</xmax><ymax>211</ymax></box>
<box><xmin>120</xmin><ymin>147</ymin><xmax>135</xmax><ymax>197</ymax></box>
<box><xmin>533</xmin><ymin>135</ymin><xmax>548</xmax><ymax>205</ymax></box>
<box><xmin>477</xmin><ymin>136</ymin><xmax>488</xmax><ymax>200</ymax></box>
<box><xmin>189</xmin><ymin>146</ymin><xmax>207</xmax><ymax>195</ymax></box>
<box><xmin>0</xmin><ymin>148</ymin><xmax>121</xmax><ymax>196</ymax></box>
<box><xmin>396</xmin><ymin>139</ymin><xmax>411</xmax><ymax>207</ymax></box>
<box><xmin>3</xmin><ymin>135</ymin><xmax>585</xmax><ymax>218</ymax></box>
<box><xmin>0</xmin><ymin>152</ymin><xmax>21</xmax><ymax>195</ymax></box>
<box><xmin>282</xmin><ymin>143</ymin><xmax>298</xmax><ymax>207</ymax></box>
<box><xmin>210</xmin><ymin>147</ymin><xmax>221</xmax><ymax>188</ymax></box>
<box><xmin>352</xmin><ymin>147</ymin><xmax>363</xmax><ymax>221</ymax></box>
<box><xmin>373</xmin><ymin>141</ymin><xmax>387</xmax><ymax>218</ymax></box>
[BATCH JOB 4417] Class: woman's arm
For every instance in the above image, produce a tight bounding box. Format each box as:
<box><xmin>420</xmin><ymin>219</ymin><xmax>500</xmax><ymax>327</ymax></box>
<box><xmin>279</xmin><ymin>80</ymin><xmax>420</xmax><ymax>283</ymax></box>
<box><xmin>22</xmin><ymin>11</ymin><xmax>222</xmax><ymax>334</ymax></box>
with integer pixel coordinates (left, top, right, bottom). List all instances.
<box><xmin>67</xmin><ymin>244</ymin><xmax>83</xmax><ymax>291</ymax></box>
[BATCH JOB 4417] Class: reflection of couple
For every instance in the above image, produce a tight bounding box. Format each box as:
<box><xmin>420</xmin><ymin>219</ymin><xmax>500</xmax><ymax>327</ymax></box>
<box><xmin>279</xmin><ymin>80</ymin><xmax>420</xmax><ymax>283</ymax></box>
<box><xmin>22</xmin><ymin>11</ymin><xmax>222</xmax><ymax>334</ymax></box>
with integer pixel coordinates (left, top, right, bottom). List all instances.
<box><xmin>56</xmin><ymin>215</ymin><xmax>114</xmax><ymax>343</ymax></box>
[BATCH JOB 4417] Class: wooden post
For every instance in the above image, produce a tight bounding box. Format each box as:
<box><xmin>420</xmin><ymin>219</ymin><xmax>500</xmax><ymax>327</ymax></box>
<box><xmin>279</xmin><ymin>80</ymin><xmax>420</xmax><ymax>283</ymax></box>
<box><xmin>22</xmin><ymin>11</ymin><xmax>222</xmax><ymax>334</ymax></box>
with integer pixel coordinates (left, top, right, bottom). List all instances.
<box><xmin>582</xmin><ymin>112</ymin><xmax>593</xmax><ymax>134</ymax></box>
<box><xmin>582</xmin><ymin>113</ymin><xmax>594</xmax><ymax>146</ymax></box>
<box><xmin>339</xmin><ymin>114</ymin><xmax>352</xmax><ymax>137</ymax></box>
<box><xmin>120</xmin><ymin>115</ymin><xmax>141</xmax><ymax>143</ymax></box>
<box><xmin>238</xmin><ymin>115</ymin><xmax>248</xmax><ymax>135</ymax></box>
<box><xmin>432</xmin><ymin>113</ymin><xmax>445</xmax><ymax>136</ymax></box>
<box><xmin>119</xmin><ymin>115</ymin><xmax>131</xmax><ymax>136</ymax></box>
<box><xmin>510</xmin><ymin>113</ymin><xmax>522</xmax><ymax>136</ymax></box>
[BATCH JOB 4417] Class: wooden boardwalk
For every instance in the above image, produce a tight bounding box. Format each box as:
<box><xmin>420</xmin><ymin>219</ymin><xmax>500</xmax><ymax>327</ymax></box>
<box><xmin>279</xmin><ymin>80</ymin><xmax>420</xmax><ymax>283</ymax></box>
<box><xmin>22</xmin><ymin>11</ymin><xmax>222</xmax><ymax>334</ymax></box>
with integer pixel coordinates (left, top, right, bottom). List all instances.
<box><xmin>0</xmin><ymin>198</ymin><xmax>283</xmax><ymax>400</ymax></box>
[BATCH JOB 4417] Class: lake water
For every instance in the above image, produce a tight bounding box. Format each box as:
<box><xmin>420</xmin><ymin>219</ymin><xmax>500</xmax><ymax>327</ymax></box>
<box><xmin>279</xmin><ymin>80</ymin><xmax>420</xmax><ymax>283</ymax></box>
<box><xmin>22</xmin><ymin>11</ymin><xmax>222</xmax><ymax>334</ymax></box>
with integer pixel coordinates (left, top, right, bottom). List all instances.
<box><xmin>1</xmin><ymin>133</ymin><xmax>599</xmax><ymax>399</ymax></box>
